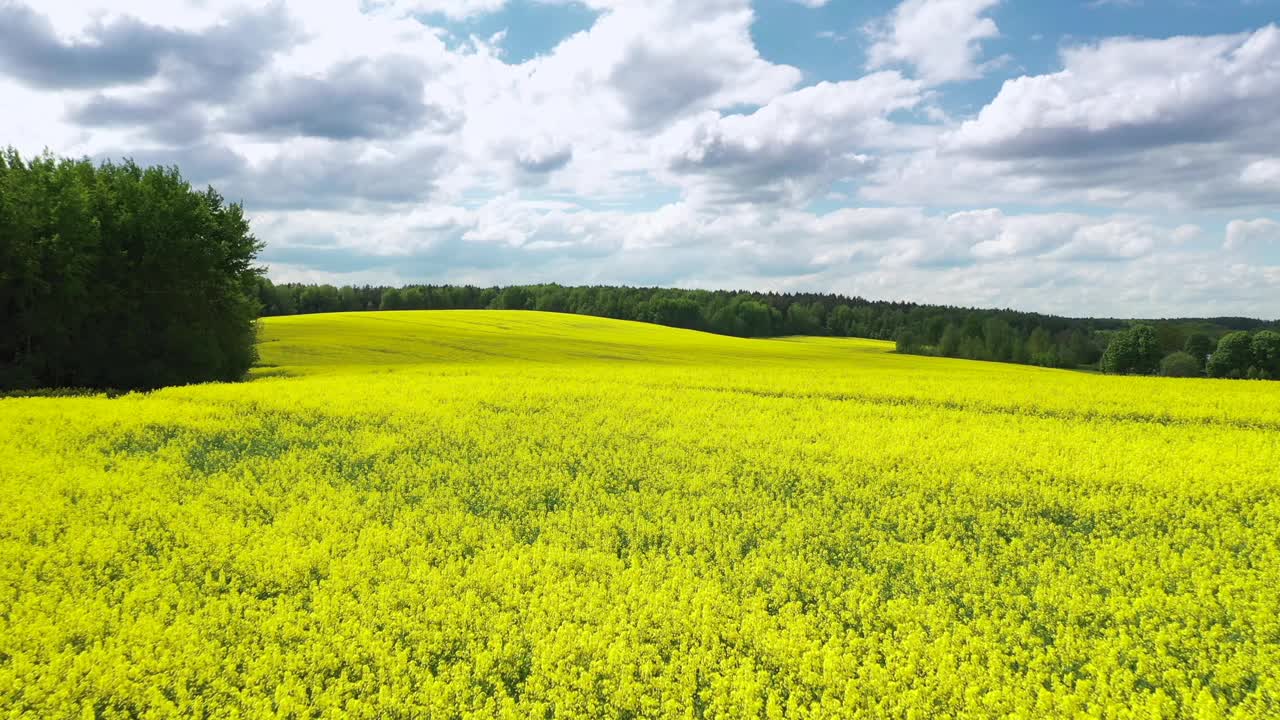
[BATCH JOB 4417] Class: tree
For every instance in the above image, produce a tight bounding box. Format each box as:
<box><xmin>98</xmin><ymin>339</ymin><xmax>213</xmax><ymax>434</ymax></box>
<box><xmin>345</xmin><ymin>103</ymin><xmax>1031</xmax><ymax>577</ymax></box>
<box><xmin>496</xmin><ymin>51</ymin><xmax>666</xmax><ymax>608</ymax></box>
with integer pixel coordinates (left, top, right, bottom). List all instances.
<box><xmin>646</xmin><ymin>297</ymin><xmax>702</xmax><ymax>329</ymax></box>
<box><xmin>734</xmin><ymin>301</ymin><xmax>775</xmax><ymax>337</ymax></box>
<box><xmin>1207</xmin><ymin>332</ymin><xmax>1253</xmax><ymax>379</ymax></box>
<box><xmin>1028</xmin><ymin>327</ymin><xmax>1055</xmax><ymax>367</ymax></box>
<box><xmin>1184</xmin><ymin>333</ymin><xmax>1213</xmax><ymax>371</ymax></box>
<box><xmin>786</xmin><ymin>303</ymin><xmax>821</xmax><ymax>335</ymax></box>
<box><xmin>299</xmin><ymin>285</ymin><xmax>340</xmax><ymax>314</ymax></box>
<box><xmin>983</xmin><ymin>318</ymin><xmax>1014</xmax><ymax>361</ymax></box>
<box><xmin>1251</xmin><ymin>330</ymin><xmax>1280</xmax><ymax>379</ymax></box>
<box><xmin>401</xmin><ymin>287</ymin><xmax>426</xmax><ymax>309</ymax></box>
<box><xmin>1160</xmin><ymin>352</ymin><xmax>1201</xmax><ymax>378</ymax></box>
<box><xmin>894</xmin><ymin>329</ymin><xmax>919</xmax><ymax>354</ymax></box>
<box><xmin>826</xmin><ymin>305</ymin><xmax>854</xmax><ymax>336</ymax></box>
<box><xmin>959</xmin><ymin>336</ymin><xmax>987</xmax><ymax>361</ymax></box>
<box><xmin>0</xmin><ymin>150</ymin><xmax>262</xmax><ymax>390</ymax></box>
<box><xmin>938</xmin><ymin>324</ymin><xmax>962</xmax><ymax>357</ymax></box>
<box><xmin>493</xmin><ymin>286</ymin><xmax>532</xmax><ymax>310</ymax></box>
<box><xmin>1101</xmin><ymin>324</ymin><xmax>1162</xmax><ymax>375</ymax></box>
<box><xmin>1063</xmin><ymin>328</ymin><xmax>1101</xmax><ymax>368</ymax></box>
<box><xmin>535</xmin><ymin>287</ymin><xmax>569</xmax><ymax>313</ymax></box>
<box><xmin>379</xmin><ymin>288</ymin><xmax>404</xmax><ymax>311</ymax></box>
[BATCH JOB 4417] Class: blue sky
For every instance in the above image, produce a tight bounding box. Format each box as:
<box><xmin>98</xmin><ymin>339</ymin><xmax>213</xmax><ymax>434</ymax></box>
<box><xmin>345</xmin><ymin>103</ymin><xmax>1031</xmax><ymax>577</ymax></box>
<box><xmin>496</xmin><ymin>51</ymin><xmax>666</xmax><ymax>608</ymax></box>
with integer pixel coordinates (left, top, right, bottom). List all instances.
<box><xmin>0</xmin><ymin>0</ymin><xmax>1277</xmax><ymax>317</ymax></box>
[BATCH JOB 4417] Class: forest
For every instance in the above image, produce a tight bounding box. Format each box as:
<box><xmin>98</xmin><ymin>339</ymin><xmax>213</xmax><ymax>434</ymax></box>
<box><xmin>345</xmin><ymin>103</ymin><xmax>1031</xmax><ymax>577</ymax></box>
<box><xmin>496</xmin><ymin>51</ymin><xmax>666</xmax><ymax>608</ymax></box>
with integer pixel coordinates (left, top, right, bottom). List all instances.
<box><xmin>0</xmin><ymin>150</ymin><xmax>261</xmax><ymax>390</ymax></box>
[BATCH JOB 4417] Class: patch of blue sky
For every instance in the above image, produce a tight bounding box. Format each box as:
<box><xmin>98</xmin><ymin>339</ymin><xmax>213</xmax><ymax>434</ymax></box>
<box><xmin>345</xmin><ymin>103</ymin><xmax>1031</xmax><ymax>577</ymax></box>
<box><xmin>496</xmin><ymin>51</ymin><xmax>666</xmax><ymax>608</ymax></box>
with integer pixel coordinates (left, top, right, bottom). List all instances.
<box><xmin>418</xmin><ymin>0</ymin><xmax>599</xmax><ymax>63</ymax></box>
<box><xmin>752</xmin><ymin>0</ymin><xmax>1280</xmax><ymax>119</ymax></box>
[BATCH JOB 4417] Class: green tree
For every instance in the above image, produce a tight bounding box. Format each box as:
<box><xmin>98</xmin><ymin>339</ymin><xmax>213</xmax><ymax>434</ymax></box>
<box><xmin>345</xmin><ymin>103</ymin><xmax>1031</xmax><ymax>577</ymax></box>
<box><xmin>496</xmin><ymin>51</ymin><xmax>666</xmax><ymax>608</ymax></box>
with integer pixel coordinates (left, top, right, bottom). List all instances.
<box><xmin>534</xmin><ymin>287</ymin><xmax>569</xmax><ymax>313</ymax></box>
<box><xmin>894</xmin><ymin>328</ymin><xmax>919</xmax><ymax>354</ymax></box>
<box><xmin>826</xmin><ymin>305</ymin><xmax>854</xmax><ymax>336</ymax></box>
<box><xmin>401</xmin><ymin>287</ymin><xmax>427</xmax><ymax>309</ymax></box>
<box><xmin>1184</xmin><ymin>333</ymin><xmax>1213</xmax><ymax>371</ymax></box>
<box><xmin>786</xmin><ymin>303</ymin><xmax>821</xmax><ymax>335</ymax></box>
<box><xmin>379</xmin><ymin>288</ymin><xmax>404</xmax><ymax>311</ymax></box>
<box><xmin>1</xmin><ymin>150</ymin><xmax>262</xmax><ymax>390</ymax></box>
<box><xmin>493</xmin><ymin>286</ymin><xmax>532</xmax><ymax>310</ymax></box>
<box><xmin>1101</xmin><ymin>324</ymin><xmax>1162</xmax><ymax>375</ymax></box>
<box><xmin>646</xmin><ymin>297</ymin><xmax>702</xmax><ymax>329</ymax></box>
<box><xmin>1160</xmin><ymin>352</ymin><xmax>1201</xmax><ymax>378</ymax></box>
<box><xmin>938</xmin><ymin>324</ymin><xmax>962</xmax><ymax>357</ymax></box>
<box><xmin>1028</xmin><ymin>327</ymin><xmax>1055</xmax><ymax>367</ymax></box>
<box><xmin>299</xmin><ymin>285</ymin><xmax>340</xmax><ymax>314</ymax></box>
<box><xmin>734</xmin><ymin>301</ymin><xmax>775</xmax><ymax>337</ymax></box>
<box><xmin>983</xmin><ymin>318</ymin><xmax>1013</xmax><ymax>362</ymax></box>
<box><xmin>1207</xmin><ymin>332</ymin><xmax>1253</xmax><ymax>379</ymax></box>
<box><xmin>1250</xmin><ymin>330</ymin><xmax>1280</xmax><ymax>379</ymax></box>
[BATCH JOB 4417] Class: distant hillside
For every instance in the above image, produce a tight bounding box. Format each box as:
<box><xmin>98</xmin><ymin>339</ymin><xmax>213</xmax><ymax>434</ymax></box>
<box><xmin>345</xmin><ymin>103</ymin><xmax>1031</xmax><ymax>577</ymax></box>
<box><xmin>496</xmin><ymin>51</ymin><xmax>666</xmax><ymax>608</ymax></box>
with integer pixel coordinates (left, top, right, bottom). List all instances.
<box><xmin>254</xmin><ymin>279</ymin><xmax>1278</xmax><ymax>375</ymax></box>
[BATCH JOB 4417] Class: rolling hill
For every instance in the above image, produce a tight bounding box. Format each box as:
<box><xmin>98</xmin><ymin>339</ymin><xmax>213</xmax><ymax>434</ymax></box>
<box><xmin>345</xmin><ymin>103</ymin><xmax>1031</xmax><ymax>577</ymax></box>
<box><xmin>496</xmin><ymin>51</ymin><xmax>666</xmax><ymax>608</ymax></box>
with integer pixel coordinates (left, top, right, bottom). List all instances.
<box><xmin>2</xmin><ymin>311</ymin><xmax>1278</xmax><ymax>718</ymax></box>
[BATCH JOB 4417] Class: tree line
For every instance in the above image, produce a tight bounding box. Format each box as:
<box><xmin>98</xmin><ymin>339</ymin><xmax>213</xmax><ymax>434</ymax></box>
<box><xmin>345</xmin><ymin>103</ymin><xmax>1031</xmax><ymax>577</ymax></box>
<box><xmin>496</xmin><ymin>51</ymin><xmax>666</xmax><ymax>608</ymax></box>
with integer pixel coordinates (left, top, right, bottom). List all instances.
<box><xmin>1</xmin><ymin>150</ymin><xmax>262</xmax><ymax>391</ymax></box>
<box><xmin>255</xmin><ymin>278</ymin><xmax>1119</xmax><ymax>356</ymax></box>
<box><xmin>256</xmin><ymin>278</ymin><xmax>1278</xmax><ymax>380</ymax></box>
<box><xmin>1100</xmin><ymin>324</ymin><xmax>1280</xmax><ymax>380</ymax></box>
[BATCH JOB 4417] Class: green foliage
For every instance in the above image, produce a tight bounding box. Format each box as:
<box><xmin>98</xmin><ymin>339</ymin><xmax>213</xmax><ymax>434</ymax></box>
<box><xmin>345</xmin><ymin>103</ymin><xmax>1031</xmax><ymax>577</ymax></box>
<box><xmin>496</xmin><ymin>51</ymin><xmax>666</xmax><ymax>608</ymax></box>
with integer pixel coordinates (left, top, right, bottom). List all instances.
<box><xmin>4</xmin><ymin>311</ymin><xmax>1279</xmax><ymax>717</ymax></box>
<box><xmin>1208</xmin><ymin>332</ymin><xmax>1254</xmax><ymax>379</ymax></box>
<box><xmin>1160</xmin><ymin>351</ymin><xmax>1202</xmax><ymax>378</ymax></box>
<box><xmin>493</xmin><ymin>286</ymin><xmax>533</xmax><ymax>310</ymax></box>
<box><xmin>379</xmin><ymin>287</ymin><xmax>404</xmax><ymax>311</ymax></box>
<box><xmin>1251</xmin><ymin>330</ymin><xmax>1280</xmax><ymax>379</ymax></box>
<box><xmin>937</xmin><ymin>323</ymin><xmax>962</xmax><ymax>358</ymax></box>
<box><xmin>893</xmin><ymin>327</ymin><xmax>919</xmax><ymax>353</ymax></box>
<box><xmin>0</xmin><ymin>149</ymin><xmax>262</xmax><ymax>390</ymax></box>
<box><xmin>1101</xmin><ymin>324</ymin><xmax>1163</xmax><ymax>375</ymax></box>
<box><xmin>1184</xmin><ymin>333</ymin><xmax>1214</xmax><ymax>370</ymax></box>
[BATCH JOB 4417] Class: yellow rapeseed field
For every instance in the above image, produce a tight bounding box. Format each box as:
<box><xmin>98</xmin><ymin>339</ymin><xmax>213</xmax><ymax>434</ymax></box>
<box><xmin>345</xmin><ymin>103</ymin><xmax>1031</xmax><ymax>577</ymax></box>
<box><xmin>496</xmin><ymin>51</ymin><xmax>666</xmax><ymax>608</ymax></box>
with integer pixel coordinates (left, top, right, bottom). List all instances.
<box><xmin>2</xmin><ymin>310</ymin><xmax>1278</xmax><ymax>719</ymax></box>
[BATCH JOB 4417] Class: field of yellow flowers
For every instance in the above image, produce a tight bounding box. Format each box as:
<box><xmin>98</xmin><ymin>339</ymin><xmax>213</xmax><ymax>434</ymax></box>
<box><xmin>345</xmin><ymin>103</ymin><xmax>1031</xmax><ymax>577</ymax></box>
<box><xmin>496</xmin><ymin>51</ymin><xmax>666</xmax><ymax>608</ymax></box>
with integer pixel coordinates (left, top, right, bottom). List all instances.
<box><xmin>3</xmin><ymin>310</ymin><xmax>1278</xmax><ymax>719</ymax></box>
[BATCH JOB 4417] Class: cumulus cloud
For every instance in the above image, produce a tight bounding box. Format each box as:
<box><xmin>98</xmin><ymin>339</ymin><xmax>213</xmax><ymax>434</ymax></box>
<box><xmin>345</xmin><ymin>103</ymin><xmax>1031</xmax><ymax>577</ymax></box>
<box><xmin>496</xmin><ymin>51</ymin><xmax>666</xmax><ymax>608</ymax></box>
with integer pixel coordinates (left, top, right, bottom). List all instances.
<box><xmin>364</xmin><ymin>0</ymin><xmax>510</xmax><ymax>21</ymax></box>
<box><xmin>658</xmin><ymin>73</ymin><xmax>923</xmax><ymax>204</ymax></box>
<box><xmin>233</xmin><ymin>56</ymin><xmax>449</xmax><ymax>140</ymax></box>
<box><xmin>866</xmin><ymin>0</ymin><xmax>1002</xmax><ymax>85</ymax></box>
<box><xmin>254</xmin><ymin>199</ymin><xmax>1274</xmax><ymax>319</ymax></box>
<box><xmin>1225</xmin><ymin>219</ymin><xmax>1280</xmax><ymax>251</ymax></box>
<box><xmin>54</xmin><ymin>4</ymin><xmax>300</xmax><ymax>143</ymax></box>
<box><xmin>950</xmin><ymin>25</ymin><xmax>1280</xmax><ymax>158</ymax></box>
<box><xmin>868</xmin><ymin>25</ymin><xmax>1280</xmax><ymax>211</ymax></box>
<box><xmin>0</xmin><ymin>2</ymin><xmax>296</xmax><ymax>90</ymax></box>
<box><xmin>1241</xmin><ymin>159</ymin><xmax>1280</xmax><ymax>189</ymax></box>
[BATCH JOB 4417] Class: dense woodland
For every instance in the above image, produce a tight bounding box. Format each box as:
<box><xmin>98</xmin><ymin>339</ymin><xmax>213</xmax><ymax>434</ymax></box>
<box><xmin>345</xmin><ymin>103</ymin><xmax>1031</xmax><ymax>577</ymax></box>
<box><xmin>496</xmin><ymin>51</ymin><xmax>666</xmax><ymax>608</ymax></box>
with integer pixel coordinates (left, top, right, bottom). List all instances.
<box><xmin>0</xmin><ymin>151</ymin><xmax>261</xmax><ymax>390</ymax></box>
<box><xmin>255</xmin><ymin>278</ymin><xmax>1279</xmax><ymax>379</ymax></box>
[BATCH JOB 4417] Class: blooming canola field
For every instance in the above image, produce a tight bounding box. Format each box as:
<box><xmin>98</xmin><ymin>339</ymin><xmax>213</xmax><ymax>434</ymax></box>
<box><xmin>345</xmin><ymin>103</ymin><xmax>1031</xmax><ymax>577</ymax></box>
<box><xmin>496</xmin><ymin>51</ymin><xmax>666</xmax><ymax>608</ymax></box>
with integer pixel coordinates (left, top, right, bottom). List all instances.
<box><xmin>2</xmin><ymin>310</ymin><xmax>1279</xmax><ymax>719</ymax></box>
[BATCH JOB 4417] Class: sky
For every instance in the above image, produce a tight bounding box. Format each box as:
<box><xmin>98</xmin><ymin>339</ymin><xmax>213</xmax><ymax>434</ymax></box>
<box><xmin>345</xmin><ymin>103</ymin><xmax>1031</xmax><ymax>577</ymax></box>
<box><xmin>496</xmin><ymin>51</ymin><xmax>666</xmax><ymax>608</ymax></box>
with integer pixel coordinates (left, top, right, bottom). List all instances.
<box><xmin>1</xmin><ymin>0</ymin><xmax>1278</xmax><ymax>318</ymax></box>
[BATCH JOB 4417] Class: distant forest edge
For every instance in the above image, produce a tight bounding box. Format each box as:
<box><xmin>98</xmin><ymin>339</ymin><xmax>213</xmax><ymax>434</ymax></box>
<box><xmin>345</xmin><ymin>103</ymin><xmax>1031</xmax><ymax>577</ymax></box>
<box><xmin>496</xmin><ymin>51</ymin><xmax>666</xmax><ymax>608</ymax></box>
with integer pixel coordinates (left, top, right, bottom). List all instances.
<box><xmin>255</xmin><ymin>279</ymin><xmax>1280</xmax><ymax>380</ymax></box>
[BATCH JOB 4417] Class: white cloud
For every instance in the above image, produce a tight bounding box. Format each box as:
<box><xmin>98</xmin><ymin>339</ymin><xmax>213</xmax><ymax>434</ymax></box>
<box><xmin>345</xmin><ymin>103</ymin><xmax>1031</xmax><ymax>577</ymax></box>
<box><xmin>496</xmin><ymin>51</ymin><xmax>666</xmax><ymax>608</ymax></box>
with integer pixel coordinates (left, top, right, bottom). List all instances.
<box><xmin>866</xmin><ymin>0</ymin><xmax>1002</xmax><ymax>85</ymax></box>
<box><xmin>868</xmin><ymin>25</ymin><xmax>1280</xmax><ymax>211</ymax></box>
<box><xmin>950</xmin><ymin>25</ymin><xmax>1280</xmax><ymax>158</ymax></box>
<box><xmin>1225</xmin><ymin>219</ymin><xmax>1280</xmax><ymax>250</ymax></box>
<box><xmin>657</xmin><ymin>73</ymin><xmax>923</xmax><ymax>204</ymax></box>
<box><xmin>1241</xmin><ymin>159</ymin><xmax>1280</xmax><ymax>189</ymax></box>
<box><xmin>364</xmin><ymin>0</ymin><xmax>510</xmax><ymax>21</ymax></box>
<box><xmin>255</xmin><ymin>199</ymin><xmax>1279</xmax><ymax>318</ymax></box>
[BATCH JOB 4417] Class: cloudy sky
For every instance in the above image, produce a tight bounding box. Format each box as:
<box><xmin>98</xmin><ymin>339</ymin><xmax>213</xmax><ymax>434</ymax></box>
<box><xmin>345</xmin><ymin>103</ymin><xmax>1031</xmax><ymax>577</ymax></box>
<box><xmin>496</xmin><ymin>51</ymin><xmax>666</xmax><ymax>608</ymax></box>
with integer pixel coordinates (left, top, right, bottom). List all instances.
<box><xmin>2</xmin><ymin>0</ymin><xmax>1278</xmax><ymax>318</ymax></box>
